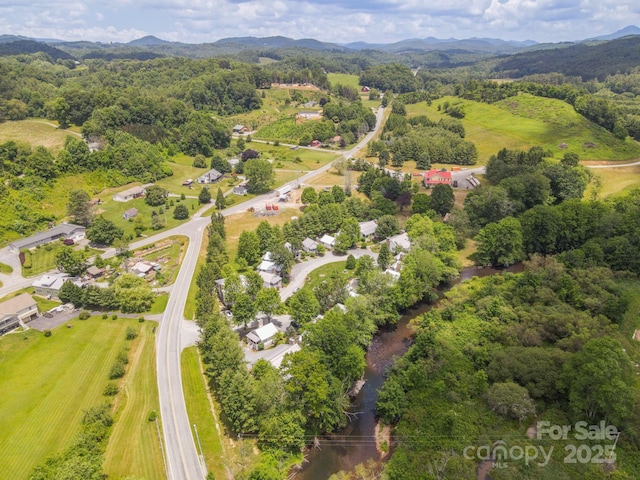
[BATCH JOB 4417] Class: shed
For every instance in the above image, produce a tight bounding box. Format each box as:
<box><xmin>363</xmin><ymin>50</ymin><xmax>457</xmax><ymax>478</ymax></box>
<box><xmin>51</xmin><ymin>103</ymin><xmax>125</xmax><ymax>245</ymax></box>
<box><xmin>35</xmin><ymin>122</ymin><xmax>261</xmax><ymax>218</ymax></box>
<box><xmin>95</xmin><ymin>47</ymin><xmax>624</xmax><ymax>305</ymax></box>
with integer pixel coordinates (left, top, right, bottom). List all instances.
<box><xmin>122</xmin><ymin>208</ymin><xmax>138</xmax><ymax>220</ymax></box>
<box><xmin>319</xmin><ymin>234</ymin><xmax>336</xmax><ymax>249</ymax></box>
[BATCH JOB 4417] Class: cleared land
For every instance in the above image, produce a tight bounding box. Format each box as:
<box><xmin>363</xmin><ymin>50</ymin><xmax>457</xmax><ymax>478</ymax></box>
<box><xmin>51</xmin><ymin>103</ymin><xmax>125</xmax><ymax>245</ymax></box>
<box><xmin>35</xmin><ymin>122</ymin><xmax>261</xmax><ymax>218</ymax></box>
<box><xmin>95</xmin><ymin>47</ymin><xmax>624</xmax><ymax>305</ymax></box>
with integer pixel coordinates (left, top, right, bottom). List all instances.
<box><xmin>406</xmin><ymin>94</ymin><xmax>640</xmax><ymax>163</ymax></box>
<box><xmin>103</xmin><ymin>321</ymin><xmax>164</xmax><ymax>479</ymax></box>
<box><xmin>327</xmin><ymin>73</ymin><xmax>361</xmax><ymax>90</ymax></box>
<box><xmin>586</xmin><ymin>165</ymin><xmax>640</xmax><ymax>198</ymax></box>
<box><xmin>0</xmin><ymin>120</ymin><xmax>75</xmax><ymax>151</ymax></box>
<box><xmin>0</xmin><ymin>316</ymin><xmax>153</xmax><ymax>480</ymax></box>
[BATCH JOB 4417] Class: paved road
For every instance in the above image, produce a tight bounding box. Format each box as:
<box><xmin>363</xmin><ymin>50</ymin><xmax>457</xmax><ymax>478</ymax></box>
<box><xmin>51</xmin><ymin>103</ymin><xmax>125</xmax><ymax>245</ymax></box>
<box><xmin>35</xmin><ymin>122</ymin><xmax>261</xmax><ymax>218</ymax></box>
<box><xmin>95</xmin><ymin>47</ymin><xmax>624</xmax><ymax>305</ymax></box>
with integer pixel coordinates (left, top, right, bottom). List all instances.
<box><xmin>280</xmin><ymin>249</ymin><xmax>377</xmax><ymax>301</ymax></box>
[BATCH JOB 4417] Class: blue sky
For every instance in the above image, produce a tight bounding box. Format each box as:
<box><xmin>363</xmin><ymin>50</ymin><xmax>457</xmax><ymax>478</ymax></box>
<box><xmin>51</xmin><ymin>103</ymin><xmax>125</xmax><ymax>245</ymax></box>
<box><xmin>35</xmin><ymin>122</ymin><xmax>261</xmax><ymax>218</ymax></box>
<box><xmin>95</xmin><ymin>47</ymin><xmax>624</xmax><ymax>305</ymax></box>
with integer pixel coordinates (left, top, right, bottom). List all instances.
<box><xmin>1</xmin><ymin>0</ymin><xmax>639</xmax><ymax>44</ymax></box>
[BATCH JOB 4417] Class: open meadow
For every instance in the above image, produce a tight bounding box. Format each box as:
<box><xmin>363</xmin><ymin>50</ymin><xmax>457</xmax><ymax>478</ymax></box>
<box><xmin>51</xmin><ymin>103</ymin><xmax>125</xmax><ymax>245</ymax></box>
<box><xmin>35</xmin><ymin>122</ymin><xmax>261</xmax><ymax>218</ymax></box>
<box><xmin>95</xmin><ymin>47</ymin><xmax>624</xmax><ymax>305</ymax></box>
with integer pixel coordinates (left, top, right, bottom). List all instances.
<box><xmin>406</xmin><ymin>94</ymin><xmax>640</xmax><ymax>163</ymax></box>
<box><xmin>0</xmin><ymin>317</ymin><xmax>161</xmax><ymax>480</ymax></box>
<box><xmin>0</xmin><ymin>120</ymin><xmax>78</xmax><ymax>151</ymax></box>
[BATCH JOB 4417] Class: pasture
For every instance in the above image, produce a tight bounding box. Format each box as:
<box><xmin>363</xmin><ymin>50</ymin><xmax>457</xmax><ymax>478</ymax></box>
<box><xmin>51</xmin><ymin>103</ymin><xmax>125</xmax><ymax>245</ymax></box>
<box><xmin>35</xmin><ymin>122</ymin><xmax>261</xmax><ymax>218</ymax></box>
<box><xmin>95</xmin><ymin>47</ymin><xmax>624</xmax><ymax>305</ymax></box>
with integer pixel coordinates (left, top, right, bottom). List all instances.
<box><xmin>0</xmin><ymin>120</ymin><xmax>79</xmax><ymax>151</ymax></box>
<box><xmin>407</xmin><ymin>94</ymin><xmax>640</xmax><ymax>163</ymax></box>
<box><xmin>0</xmin><ymin>317</ymin><xmax>159</xmax><ymax>480</ymax></box>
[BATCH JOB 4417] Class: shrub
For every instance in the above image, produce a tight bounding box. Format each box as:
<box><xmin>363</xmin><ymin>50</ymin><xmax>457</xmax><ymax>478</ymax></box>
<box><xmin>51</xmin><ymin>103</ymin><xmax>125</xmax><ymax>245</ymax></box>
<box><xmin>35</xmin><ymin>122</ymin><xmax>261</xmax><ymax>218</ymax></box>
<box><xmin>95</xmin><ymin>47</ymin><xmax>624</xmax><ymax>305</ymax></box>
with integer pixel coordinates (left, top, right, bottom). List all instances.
<box><xmin>126</xmin><ymin>326</ymin><xmax>138</xmax><ymax>340</ymax></box>
<box><xmin>112</xmin><ymin>314</ymin><xmax>118</xmax><ymax>320</ymax></box>
<box><xmin>138</xmin><ymin>316</ymin><xmax>145</xmax><ymax>323</ymax></box>
<box><xmin>117</xmin><ymin>351</ymin><xmax>129</xmax><ymax>365</ymax></box>
<box><xmin>78</xmin><ymin>311</ymin><xmax>90</xmax><ymax>320</ymax></box>
<box><xmin>102</xmin><ymin>313</ymin><xmax>108</xmax><ymax>319</ymax></box>
<box><xmin>43</xmin><ymin>330</ymin><xmax>52</xmax><ymax>337</ymax></box>
<box><xmin>103</xmin><ymin>383</ymin><xmax>119</xmax><ymax>396</ymax></box>
<box><xmin>148</xmin><ymin>410</ymin><xmax>158</xmax><ymax>421</ymax></box>
<box><xmin>109</xmin><ymin>361</ymin><xmax>125</xmax><ymax>379</ymax></box>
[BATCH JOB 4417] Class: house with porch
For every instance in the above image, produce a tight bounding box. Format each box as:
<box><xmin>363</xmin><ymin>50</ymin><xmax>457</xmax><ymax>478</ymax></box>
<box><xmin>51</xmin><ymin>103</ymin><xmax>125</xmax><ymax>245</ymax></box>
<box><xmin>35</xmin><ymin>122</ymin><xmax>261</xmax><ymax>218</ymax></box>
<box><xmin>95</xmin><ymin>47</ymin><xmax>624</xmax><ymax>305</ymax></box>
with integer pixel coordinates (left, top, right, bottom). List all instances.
<box><xmin>424</xmin><ymin>169</ymin><xmax>452</xmax><ymax>187</ymax></box>
<box><xmin>0</xmin><ymin>293</ymin><xmax>38</xmax><ymax>334</ymax></box>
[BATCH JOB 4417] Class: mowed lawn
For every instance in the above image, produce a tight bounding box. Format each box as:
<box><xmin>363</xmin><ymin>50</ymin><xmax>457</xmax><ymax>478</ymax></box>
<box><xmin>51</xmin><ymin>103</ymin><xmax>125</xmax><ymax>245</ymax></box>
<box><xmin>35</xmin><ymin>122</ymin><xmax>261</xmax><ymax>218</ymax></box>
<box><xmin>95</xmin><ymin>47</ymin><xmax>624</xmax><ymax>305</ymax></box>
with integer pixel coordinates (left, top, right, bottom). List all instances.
<box><xmin>103</xmin><ymin>321</ymin><xmax>164</xmax><ymax>479</ymax></box>
<box><xmin>181</xmin><ymin>347</ymin><xmax>227</xmax><ymax>479</ymax></box>
<box><xmin>0</xmin><ymin>119</ymin><xmax>77</xmax><ymax>151</ymax></box>
<box><xmin>407</xmin><ymin>95</ymin><xmax>640</xmax><ymax>163</ymax></box>
<box><xmin>0</xmin><ymin>317</ymin><xmax>155</xmax><ymax>480</ymax></box>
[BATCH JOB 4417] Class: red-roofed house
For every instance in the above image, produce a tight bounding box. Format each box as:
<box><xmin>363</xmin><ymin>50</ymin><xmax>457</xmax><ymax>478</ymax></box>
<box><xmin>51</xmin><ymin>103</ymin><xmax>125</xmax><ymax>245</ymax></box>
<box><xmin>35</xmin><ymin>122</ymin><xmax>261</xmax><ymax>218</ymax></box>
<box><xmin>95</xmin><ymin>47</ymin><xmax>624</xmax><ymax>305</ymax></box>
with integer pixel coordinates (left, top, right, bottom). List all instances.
<box><xmin>424</xmin><ymin>169</ymin><xmax>452</xmax><ymax>187</ymax></box>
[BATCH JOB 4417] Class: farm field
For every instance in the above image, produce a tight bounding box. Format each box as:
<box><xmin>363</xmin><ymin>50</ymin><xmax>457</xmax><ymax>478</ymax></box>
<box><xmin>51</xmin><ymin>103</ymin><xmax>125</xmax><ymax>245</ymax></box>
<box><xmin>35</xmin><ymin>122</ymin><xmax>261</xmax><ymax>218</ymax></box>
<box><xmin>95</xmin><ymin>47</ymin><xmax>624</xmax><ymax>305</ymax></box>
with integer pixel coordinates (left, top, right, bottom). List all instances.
<box><xmin>103</xmin><ymin>320</ymin><xmax>164</xmax><ymax>479</ymax></box>
<box><xmin>406</xmin><ymin>94</ymin><xmax>640</xmax><ymax>163</ymax></box>
<box><xmin>0</xmin><ymin>119</ymin><xmax>78</xmax><ymax>151</ymax></box>
<box><xmin>0</xmin><ymin>316</ymin><xmax>156</xmax><ymax>480</ymax></box>
<box><xmin>327</xmin><ymin>73</ymin><xmax>361</xmax><ymax>90</ymax></box>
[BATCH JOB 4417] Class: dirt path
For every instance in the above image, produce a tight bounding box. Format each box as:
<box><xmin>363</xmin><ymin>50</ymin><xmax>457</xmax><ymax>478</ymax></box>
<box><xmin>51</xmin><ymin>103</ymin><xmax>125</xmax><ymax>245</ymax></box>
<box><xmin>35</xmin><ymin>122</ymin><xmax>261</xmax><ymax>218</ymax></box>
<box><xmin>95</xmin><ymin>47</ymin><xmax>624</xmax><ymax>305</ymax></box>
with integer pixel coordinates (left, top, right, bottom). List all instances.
<box><xmin>583</xmin><ymin>159</ymin><xmax>640</xmax><ymax>168</ymax></box>
<box><xmin>33</xmin><ymin>121</ymin><xmax>83</xmax><ymax>137</ymax></box>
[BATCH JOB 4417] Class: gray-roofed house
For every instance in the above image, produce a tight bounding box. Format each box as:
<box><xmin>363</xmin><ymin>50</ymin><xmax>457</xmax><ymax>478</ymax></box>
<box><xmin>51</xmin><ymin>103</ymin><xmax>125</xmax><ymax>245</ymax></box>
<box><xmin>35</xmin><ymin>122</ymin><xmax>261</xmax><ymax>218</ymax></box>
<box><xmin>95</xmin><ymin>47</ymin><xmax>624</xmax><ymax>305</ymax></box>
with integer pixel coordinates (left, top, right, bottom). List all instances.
<box><xmin>233</xmin><ymin>183</ymin><xmax>248</xmax><ymax>195</ymax></box>
<box><xmin>259</xmin><ymin>271</ymin><xmax>282</xmax><ymax>289</ymax></box>
<box><xmin>197</xmin><ymin>168</ymin><xmax>223</xmax><ymax>184</ymax></box>
<box><xmin>9</xmin><ymin>223</ymin><xmax>86</xmax><ymax>254</ymax></box>
<box><xmin>233</xmin><ymin>124</ymin><xmax>248</xmax><ymax>134</ymax></box>
<box><xmin>246</xmin><ymin>323</ymin><xmax>279</xmax><ymax>350</ymax></box>
<box><xmin>112</xmin><ymin>185</ymin><xmax>146</xmax><ymax>202</ymax></box>
<box><xmin>86</xmin><ymin>266</ymin><xmax>105</xmax><ymax>278</ymax></box>
<box><xmin>32</xmin><ymin>273</ymin><xmax>78</xmax><ymax>299</ymax></box>
<box><xmin>122</xmin><ymin>207</ymin><xmax>138</xmax><ymax>220</ymax></box>
<box><xmin>302</xmin><ymin>237</ymin><xmax>318</xmax><ymax>253</ymax></box>
<box><xmin>0</xmin><ymin>293</ymin><xmax>38</xmax><ymax>334</ymax></box>
<box><xmin>358</xmin><ymin>220</ymin><xmax>378</xmax><ymax>241</ymax></box>
<box><xmin>387</xmin><ymin>232</ymin><xmax>411</xmax><ymax>253</ymax></box>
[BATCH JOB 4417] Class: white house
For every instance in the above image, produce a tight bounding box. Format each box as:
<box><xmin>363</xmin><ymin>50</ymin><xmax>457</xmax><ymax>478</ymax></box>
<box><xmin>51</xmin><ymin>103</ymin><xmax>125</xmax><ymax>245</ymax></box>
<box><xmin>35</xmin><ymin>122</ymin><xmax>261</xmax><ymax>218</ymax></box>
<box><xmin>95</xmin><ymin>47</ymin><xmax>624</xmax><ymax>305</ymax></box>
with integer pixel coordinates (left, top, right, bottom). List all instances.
<box><xmin>319</xmin><ymin>234</ymin><xmax>336</xmax><ymax>250</ymax></box>
<box><xmin>358</xmin><ymin>220</ymin><xmax>378</xmax><ymax>240</ymax></box>
<box><xmin>246</xmin><ymin>323</ymin><xmax>279</xmax><ymax>350</ymax></box>
<box><xmin>113</xmin><ymin>185</ymin><xmax>146</xmax><ymax>202</ymax></box>
<box><xmin>257</xmin><ymin>260</ymin><xmax>280</xmax><ymax>274</ymax></box>
<box><xmin>197</xmin><ymin>168</ymin><xmax>222</xmax><ymax>184</ymax></box>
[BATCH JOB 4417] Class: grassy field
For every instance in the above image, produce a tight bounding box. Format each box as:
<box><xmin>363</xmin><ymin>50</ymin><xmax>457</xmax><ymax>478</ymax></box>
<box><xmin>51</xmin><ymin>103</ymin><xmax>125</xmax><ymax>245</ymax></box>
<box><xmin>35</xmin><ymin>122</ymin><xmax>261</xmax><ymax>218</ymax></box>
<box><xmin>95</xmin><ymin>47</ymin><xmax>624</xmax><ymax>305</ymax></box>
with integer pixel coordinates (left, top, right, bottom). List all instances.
<box><xmin>586</xmin><ymin>165</ymin><xmax>640</xmax><ymax>198</ymax></box>
<box><xmin>97</xmin><ymin>189</ymin><xmax>200</xmax><ymax>240</ymax></box>
<box><xmin>247</xmin><ymin>141</ymin><xmax>340</xmax><ymax>170</ymax></box>
<box><xmin>103</xmin><ymin>320</ymin><xmax>164</xmax><ymax>479</ymax></box>
<box><xmin>183</xmin><ymin>228</ymin><xmax>210</xmax><ymax>321</ymax></box>
<box><xmin>327</xmin><ymin>73</ymin><xmax>361</xmax><ymax>90</ymax></box>
<box><xmin>0</xmin><ymin>119</ymin><xmax>77</xmax><ymax>151</ymax></box>
<box><xmin>0</xmin><ymin>262</ymin><xmax>13</xmax><ymax>274</ymax></box>
<box><xmin>406</xmin><ymin>95</ymin><xmax>640</xmax><ymax>163</ymax></box>
<box><xmin>181</xmin><ymin>347</ymin><xmax>228</xmax><ymax>479</ymax></box>
<box><xmin>0</xmin><ymin>316</ymin><xmax>152</xmax><ymax>480</ymax></box>
<box><xmin>21</xmin><ymin>242</ymin><xmax>102</xmax><ymax>277</ymax></box>
<box><xmin>146</xmin><ymin>293</ymin><xmax>169</xmax><ymax>315</ymax></box>
<box><xmin>304</xmin><ymin>261</ymin><xmax>350</xmax><ymax>291</ymax></box>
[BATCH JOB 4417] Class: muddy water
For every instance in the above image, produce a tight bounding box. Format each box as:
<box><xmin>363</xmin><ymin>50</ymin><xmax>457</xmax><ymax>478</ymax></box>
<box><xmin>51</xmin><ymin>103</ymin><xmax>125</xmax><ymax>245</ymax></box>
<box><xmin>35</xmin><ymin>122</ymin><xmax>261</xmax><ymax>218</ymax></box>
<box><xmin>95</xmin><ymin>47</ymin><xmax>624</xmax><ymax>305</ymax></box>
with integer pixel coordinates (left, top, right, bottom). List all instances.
<box><xmin>294</xmin><ymin>264</ymin><xmax>523</xmax><ymax>479</ymax></box>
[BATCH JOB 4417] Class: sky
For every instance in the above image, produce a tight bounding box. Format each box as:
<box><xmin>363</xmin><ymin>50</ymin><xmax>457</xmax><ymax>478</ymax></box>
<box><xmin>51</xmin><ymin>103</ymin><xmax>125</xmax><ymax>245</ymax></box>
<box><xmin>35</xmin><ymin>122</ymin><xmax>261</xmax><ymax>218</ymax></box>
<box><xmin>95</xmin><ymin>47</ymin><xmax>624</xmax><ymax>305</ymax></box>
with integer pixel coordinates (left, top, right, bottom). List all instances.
<box><xmin>1</xmin><ymin>0</ymin><xmax>639</xmax><ymax>45</ymax></box>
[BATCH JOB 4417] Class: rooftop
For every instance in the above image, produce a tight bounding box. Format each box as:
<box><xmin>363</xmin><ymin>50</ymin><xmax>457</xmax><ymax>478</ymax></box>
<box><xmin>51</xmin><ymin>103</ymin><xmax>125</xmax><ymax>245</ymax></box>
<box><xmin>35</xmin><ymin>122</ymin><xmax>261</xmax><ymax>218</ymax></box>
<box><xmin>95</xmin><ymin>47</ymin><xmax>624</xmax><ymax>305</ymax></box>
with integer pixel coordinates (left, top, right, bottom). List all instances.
<box><xmin>0</xmin><ymin>293</ymin><xmax>37</xmax><ymax>316</ymax></box>
<box><xmin>9</xmin><ymin>223</ymin><xmax>85</xmax><ymax>250</ymax></box>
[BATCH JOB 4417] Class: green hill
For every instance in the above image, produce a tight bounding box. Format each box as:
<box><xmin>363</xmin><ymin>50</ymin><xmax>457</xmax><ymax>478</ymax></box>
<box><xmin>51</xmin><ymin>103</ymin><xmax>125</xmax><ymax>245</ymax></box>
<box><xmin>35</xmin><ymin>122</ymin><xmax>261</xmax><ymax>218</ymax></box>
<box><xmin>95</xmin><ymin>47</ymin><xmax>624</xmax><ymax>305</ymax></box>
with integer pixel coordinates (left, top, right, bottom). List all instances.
<box><xmin>407</xmin><ymin>94</ymin><xmax>640</xmax><ymax>163</ymax></box>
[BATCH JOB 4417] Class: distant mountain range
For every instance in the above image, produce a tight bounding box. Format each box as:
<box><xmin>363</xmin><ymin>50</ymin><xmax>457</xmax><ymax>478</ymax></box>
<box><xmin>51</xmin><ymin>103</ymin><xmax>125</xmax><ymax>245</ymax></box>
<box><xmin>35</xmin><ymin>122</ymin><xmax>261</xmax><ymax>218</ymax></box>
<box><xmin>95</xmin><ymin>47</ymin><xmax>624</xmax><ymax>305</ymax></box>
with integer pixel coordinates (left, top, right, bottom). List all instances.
<box><xmin>0</xmin><ymin>25</ymin><xmax>638</xmax><ymax>63</ymax></box>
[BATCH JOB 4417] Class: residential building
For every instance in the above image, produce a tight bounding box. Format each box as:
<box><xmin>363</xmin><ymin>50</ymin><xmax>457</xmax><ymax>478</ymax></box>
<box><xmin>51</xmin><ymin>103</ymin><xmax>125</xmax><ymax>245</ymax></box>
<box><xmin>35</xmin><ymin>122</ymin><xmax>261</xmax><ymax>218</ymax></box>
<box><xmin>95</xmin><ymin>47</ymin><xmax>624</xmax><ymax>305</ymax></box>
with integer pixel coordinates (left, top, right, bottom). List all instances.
<box><xmin>9</xmin><ymin>223</ymin><xmax>86</xmax><ymax>253</ymax></box>
<box><xmin>0</xmin><ymin>293</ymin><xmax>38</xmax><ymax>334</ymax></box>
<box><xmin>86</xmin><ymin>266</ymin><xmax>105</xmax><ymax>278</ymax></box>
<box><xmin>233</xmin><ymin>183</ymin><xmax>248</xmax><ymax>195</ymax></box>
<box><xmin>302</xmin><ymin>237</ymin><xmax>318</xmax><ymax>253</ymax></box>
<box><xmin>233</xmin><ymin>124</ymin><xmax>248</xmax><ymax>134</ymax></box>
<box><xmin>197</xmin><ymin>168</ymin><xmax>223</xmax><ymax>184</ymax></box>
<box><xmin>257</xmin><ymin>259</ymin><xmax>281</xmax><ymax>274</ymax></box>
<box><xmin>259</xmin><ymin>271</ymin><xmax>282</xmax><ymax>289</ymax></box>
<box><xmin>214</xmin><ymin>275</ymin><xmax>247</xmax><ymax>306</ymax></box>
<box><xmin>424</xmin><ymin>169</ymin><xmax>452</xmax><ymax>187</ymax></box>
<box><xmin>122</xmin><ymin>207</ymin><xmax>138</xmax><ymax>220</ymax></box>
<box><xmin>310</xmin><ymin>140</ymin><xmax>321</xmax><ymax>147</ymax></box>
<box><xmin>358</xmin><ymin>220</ymin><xmax>378</xmax><ymax>241</ymax></box>
<box><xmin>319</xmin><ymin>234</ymin><xmax>336</xmax><ymax>250</ymax></box>
<box><xmin>113</xmin><ymin>185</ymin><xmax>146</xmax><ymax>202</ymax></box>
<box><xmin>387</xmin><ymin>232</ymin><xmax>411</xmax><ymax>253</ymax></box>
<box><xmin>32</xmin><ymin>273</ymin><xmax>78</xmax><ymax>298</ymax></box>
<box><xmin>246</xmin><ymin>323</ymin><xmax>279</xmax><ymax>350</ymax></box>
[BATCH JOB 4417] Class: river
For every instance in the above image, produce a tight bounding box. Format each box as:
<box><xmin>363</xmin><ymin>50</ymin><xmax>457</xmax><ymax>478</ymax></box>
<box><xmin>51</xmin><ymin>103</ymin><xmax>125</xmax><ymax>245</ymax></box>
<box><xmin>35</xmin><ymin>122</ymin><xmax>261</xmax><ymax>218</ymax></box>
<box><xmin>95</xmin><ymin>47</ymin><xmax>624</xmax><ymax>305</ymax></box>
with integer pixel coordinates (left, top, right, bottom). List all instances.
<box><xmin>294</xmin><ymin>264</ymin><xmax>523</xmax><ymax>479</ymax></box>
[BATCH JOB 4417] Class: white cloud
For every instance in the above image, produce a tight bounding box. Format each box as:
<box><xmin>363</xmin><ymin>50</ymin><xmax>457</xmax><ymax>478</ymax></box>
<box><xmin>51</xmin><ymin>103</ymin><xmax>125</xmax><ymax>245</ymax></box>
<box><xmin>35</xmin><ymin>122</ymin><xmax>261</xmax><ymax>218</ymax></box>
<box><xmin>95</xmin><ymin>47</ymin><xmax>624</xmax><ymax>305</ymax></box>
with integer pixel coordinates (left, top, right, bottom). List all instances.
<box><xmin>1</xmin><ymin>0</ymin><xmax>639</xmax><ymax>43</ymax></box>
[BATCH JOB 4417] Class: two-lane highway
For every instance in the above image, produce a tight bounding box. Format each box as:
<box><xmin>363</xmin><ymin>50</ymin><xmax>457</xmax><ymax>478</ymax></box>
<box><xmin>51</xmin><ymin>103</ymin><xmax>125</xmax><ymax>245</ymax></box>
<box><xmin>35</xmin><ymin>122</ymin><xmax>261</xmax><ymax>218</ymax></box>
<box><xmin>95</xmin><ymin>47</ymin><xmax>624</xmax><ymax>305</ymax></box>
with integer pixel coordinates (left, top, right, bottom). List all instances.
<box><xmin>155</xmin><ymin>105</ymin><xmax>385</xmax><ymax>480</ymax></box>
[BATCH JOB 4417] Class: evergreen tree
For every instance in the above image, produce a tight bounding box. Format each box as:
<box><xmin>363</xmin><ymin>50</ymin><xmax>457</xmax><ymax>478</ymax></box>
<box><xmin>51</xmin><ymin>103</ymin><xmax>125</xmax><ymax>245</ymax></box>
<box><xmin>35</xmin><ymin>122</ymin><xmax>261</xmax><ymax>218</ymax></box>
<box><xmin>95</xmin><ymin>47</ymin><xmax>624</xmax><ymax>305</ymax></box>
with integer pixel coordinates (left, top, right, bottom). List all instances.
<box><xmin>378</xmin><ymin>242</ymin><xmax>390</xmax><ymax>270</ymax></box>
<box><xmin>216</xmin><ymin>187</ymin><xmax>226</xmax><ymax>210</ymax></box>
<box><xmin>198</xmin><ymin>186</ymin><xmax>211</xmax><ymax>204</ymax></box>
